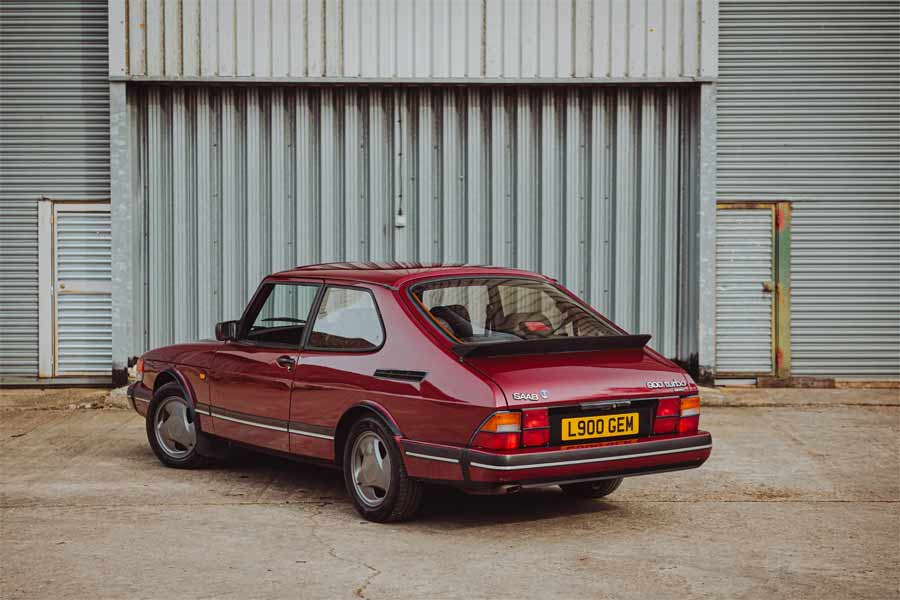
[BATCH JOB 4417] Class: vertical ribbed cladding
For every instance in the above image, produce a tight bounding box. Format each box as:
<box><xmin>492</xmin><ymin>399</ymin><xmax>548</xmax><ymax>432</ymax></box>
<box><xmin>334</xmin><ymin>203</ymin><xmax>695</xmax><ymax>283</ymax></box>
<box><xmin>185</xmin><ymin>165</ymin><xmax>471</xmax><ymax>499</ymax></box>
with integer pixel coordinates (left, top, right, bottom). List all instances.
<box><xmin>677</xmin><ymin>87</ymin><xmax>701</xmax><ymax>362</ymax></box>
<box><xmin>516</xmin><ymin>90</ymin><xmax>540</xmax><ymax>273</ymax></box>
<box><xmin>127</xmin><ymin>84</ymin><xmax>700</xmax><ymax>363</ymax></box>
<box><xmin>719</xmin><ymin>0</ymin><xmax>900</xmax><ymax>377</ymax></box>
<box><xmin>466</xmin><ymin>89</ymin><xmax>490</xmax><ymax>265</ymax></box>
<box><xmin>115</xmin><ymin>0</ymin><xmax>715</xmax><ymax>80</ymax></box>
<box><xmin>0</xmin><ymin>0</ymin><xmax>110</xmax><ymax>377</ymax></box>
<box><xmin>128</xmin><ymin>87</ymin><xmax>149</xmax><ymax>354</ymax></box>
<box><xmin>540</xmin><ymin>89</ymin><xmax>564</xmax><ymax>281</ymax></box>
<box><xmin>441</xmin><ymin>90</ymin><xmax>466</xmax><ymax>263</ymax></box>
<box><xmin>489</xmin><ymin>89</ymin><xmax>515</xmax><ymax>268</ymax></box>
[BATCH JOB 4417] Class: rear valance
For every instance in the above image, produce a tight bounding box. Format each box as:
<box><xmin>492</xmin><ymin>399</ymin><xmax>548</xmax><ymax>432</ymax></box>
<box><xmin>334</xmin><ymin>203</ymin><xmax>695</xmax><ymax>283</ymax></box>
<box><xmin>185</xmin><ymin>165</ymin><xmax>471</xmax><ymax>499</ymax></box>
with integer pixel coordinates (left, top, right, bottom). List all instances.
<box><xmin>451</xmin><ymin>334</ymin><xmax>651</xmax><ymax>358</ymax></box>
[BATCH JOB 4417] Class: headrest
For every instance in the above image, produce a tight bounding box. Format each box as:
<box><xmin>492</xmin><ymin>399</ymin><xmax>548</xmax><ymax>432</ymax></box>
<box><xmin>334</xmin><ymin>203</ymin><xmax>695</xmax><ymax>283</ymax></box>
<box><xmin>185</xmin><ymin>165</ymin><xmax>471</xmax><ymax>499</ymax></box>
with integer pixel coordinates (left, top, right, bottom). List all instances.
<box><xmin>431</xmin><ymin>304</ymin><xmax>474</xmax><ymax>339</ymax></box>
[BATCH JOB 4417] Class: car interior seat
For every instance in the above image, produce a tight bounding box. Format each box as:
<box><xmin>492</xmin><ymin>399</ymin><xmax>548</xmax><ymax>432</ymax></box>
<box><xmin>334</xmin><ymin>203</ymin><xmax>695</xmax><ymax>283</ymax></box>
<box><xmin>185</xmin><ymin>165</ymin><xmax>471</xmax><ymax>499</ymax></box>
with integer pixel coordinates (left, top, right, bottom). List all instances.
<box><xmin>430</xmin><ymin>305</ymin><xmax>474</xmax><ymax>340</ymax></box>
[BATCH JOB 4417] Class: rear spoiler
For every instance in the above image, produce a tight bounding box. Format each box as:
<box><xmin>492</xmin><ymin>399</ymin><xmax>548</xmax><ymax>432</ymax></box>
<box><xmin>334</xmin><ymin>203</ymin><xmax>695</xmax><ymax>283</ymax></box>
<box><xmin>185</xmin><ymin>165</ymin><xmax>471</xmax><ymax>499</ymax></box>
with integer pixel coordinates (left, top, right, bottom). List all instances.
<box><xmin>451</xmin><ymin>334</ymin><xmax>651</xmax><ymax>359</ymax></box>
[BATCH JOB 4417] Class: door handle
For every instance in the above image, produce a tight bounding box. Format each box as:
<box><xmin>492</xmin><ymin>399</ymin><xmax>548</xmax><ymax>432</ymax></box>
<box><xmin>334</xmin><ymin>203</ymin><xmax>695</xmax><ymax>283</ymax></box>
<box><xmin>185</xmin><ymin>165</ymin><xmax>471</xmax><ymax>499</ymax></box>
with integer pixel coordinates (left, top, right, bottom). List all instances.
<box><xmin>276</xmin><ymin>355</ymin><xmax>297</xmax><ymax>371</ymax></box>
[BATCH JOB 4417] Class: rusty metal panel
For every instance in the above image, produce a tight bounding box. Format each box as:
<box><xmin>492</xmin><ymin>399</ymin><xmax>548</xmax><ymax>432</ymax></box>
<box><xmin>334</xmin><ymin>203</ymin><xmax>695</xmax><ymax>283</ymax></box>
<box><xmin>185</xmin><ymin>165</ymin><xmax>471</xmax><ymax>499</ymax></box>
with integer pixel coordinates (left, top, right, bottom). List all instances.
<box><xmin>126</xmin><ymin>84</ymin><xmax>701</xmax><ymax>362</ymax></box>
<box><xmin>0</xmin><ymin>1</ymin><xmax>110</xmax><ymax>378</ymax></box>
<box><xmin>112</xmin><ymin>0</ymin><xmax>717</xmax><ymax>81</ymax></box>
<box><xmin>719</xmin><ymin>0</ymin><xmax>900</xmax><ymax>377</ymax></box>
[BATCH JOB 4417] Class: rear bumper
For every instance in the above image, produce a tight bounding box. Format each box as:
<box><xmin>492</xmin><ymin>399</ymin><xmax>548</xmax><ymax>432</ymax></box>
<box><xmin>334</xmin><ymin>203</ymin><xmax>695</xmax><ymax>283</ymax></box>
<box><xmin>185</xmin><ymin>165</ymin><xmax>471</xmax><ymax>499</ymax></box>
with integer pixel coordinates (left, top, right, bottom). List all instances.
<box><xmin>401</xmin><ymin>432</ymin><xmax>712</xmax><ymax>493</ymax></box>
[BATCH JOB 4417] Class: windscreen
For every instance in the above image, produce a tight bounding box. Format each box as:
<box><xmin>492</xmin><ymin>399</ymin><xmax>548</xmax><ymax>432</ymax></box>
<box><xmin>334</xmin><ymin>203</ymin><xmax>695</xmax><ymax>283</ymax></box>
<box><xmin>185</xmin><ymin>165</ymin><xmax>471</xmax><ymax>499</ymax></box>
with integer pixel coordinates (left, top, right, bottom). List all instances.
<box><xmin>410</xmin><ymin>278</ymin><xmax>620</xmax><ymax>344</ymax></box>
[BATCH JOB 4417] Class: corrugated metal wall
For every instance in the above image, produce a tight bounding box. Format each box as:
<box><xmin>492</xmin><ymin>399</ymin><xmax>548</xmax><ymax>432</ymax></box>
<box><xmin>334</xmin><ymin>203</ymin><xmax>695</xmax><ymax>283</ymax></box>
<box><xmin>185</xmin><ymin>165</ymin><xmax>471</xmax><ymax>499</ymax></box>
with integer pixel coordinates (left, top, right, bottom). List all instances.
<box><xmin>127</xmin><ymin>84</ymin><xmax>700</xmax><ymax>362</ymax></box>
<box><xmin>718</xmin><ymin>0</ymin><xmax>900</xmax><ymax>378</ymax></box>
<box><xmin>0</xmin><ymin>1</ymin><xmax>110</xmax><ymax>377</ymax></box>
<box><xmin>715</xmin><ymin>207</ymin><xmax>773</xmax><ymax>374</ymax></box>
<box><xmin>111</xmin><ymin>0</ymin><xmax>718</xmax><ymax>80</ymax></box>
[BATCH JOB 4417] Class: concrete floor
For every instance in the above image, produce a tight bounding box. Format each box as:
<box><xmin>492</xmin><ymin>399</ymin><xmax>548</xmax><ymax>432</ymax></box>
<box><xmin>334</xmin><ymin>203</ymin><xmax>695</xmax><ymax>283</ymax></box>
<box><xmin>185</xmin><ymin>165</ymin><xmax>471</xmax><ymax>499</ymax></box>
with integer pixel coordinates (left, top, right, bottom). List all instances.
<box><xmin>1</xmin><ymin>405</ymin><xmax>898</xmax><ymax>599</ymax></box>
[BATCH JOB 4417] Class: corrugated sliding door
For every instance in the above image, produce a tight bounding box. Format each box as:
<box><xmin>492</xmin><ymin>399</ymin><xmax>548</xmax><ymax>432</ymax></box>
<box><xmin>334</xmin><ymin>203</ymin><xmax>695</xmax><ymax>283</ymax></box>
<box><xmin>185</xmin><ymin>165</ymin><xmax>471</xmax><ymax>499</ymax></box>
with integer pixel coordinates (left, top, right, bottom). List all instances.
<box><xmin>127</xmin><ymin>85</ymin><xmax>702</xmax><ymax>363</ymax></box>
<box><xmin>716</xmin><ymin>206</ymin><xmax>775</xmax><ymax>376</ymax></box>
<box><xmin>53</xmin><ymin>204</ymin><xmax>112</xmax><ymax>375</ymax></box>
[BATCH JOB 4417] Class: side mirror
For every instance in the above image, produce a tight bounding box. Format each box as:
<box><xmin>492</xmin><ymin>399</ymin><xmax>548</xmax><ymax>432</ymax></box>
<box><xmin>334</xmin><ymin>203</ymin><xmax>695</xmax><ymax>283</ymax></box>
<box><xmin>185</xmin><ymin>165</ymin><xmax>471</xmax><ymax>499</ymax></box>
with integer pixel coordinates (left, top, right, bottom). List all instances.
<box><xmin>215</xmin><ymin>320</ymin><xmax>239</xmax><ymax>342</ymax></box>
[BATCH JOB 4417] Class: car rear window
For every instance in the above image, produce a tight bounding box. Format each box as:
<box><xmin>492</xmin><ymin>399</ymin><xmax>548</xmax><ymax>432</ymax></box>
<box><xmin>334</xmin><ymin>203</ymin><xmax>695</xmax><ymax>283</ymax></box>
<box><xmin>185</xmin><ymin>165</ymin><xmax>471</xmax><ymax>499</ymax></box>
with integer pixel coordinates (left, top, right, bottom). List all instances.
<box><xmin>410</xmin><ymin>278</ymin><xmax>619</xmax><ymax>344</ymax></box>
<box><xmin>308</xmin><ymin>287</ymin><xmax>384</xmax><ymax>351</ymax></box>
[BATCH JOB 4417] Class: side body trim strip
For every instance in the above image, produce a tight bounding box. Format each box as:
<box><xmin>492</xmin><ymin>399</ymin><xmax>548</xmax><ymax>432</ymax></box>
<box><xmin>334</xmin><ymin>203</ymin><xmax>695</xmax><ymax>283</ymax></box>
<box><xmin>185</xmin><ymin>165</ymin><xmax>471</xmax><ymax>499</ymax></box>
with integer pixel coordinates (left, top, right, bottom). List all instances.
<box><xmin>206</xmin><ymin>405</ymin><xmax>336</xmax><ymax>439</ymax></box>
<box><xmin>289</xmin><ymin>428</ymin><xmax>334</xmax><ymax>440</ymax></box>
<box><xmin>405</xmin><ymin>451</ymin><xmax>460</xmax><ymax>464</ymax></box>
<box><xmin>213</xmin><ymin>412</ymin><xmax>287</xmax><ymax>432</ymax></box>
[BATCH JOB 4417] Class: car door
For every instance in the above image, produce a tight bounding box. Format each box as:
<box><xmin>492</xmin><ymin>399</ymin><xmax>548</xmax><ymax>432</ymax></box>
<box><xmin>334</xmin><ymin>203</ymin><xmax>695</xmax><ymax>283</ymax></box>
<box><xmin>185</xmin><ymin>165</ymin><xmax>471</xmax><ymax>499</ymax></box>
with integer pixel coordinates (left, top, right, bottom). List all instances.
<box><xmin>288</xmin><ymin>284</ymin><xmax>387</xmax><ymax>460</ymax></box>
<box><xmin>210</xmin><ymin>281</ymin><xmax>321</xmax><ymax>453</ymax></box>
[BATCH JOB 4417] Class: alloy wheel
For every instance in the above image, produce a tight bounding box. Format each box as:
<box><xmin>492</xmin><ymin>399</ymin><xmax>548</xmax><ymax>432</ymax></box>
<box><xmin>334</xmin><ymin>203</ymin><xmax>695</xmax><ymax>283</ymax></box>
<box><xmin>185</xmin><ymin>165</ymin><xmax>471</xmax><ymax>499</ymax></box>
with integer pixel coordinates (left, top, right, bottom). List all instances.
<box><xmin>154</xmin><ymin>396</ymin><xmax>197</xmax><ymax>459</ymax></box>
<box><xmin>350</xmin><ymin>431</ymin><xmax>393</xmax><ymax>507</ymax></box>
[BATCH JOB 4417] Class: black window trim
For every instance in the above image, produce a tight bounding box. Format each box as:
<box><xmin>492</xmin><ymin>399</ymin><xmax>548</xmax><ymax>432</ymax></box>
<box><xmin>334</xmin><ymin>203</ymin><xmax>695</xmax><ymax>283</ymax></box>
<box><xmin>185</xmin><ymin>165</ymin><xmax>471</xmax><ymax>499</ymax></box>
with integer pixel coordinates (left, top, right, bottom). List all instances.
<box><xmin>234</xmin><ymin>280</ymin><xmax>325</xmax><ymax>349</ymax></box>
<box><xmin>405</xmin><ymin>274</ymin><xmax>626</xmax><ymax>346</ymax></box>
<box><xmin>302</xmin><ymin>283</ymin><xmax>387</xmax><ymax>354</ymax></box>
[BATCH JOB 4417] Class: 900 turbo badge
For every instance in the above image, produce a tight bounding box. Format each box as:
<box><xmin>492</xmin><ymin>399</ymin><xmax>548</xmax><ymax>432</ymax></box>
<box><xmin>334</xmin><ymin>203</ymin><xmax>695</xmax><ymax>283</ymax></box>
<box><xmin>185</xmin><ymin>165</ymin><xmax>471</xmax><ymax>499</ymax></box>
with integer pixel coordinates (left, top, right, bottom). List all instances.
<box><xmin>646</xmin><ymin>379</ymin><xmax>688</xmax><ymax>390</ymax></box>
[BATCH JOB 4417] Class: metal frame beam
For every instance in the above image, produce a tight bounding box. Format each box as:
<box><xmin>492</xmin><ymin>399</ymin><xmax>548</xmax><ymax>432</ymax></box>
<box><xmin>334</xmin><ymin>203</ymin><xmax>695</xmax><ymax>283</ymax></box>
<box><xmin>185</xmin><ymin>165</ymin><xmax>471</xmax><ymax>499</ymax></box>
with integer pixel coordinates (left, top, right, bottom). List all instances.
<box><xmin>110</xmin><ymin>81</ymin><xmax>133</xmax><ymax>382</ymax></box>
<box><xmin>697</xmin><ymin>83</ymin><xmax>717</xmax><ymax>380</ymax></box>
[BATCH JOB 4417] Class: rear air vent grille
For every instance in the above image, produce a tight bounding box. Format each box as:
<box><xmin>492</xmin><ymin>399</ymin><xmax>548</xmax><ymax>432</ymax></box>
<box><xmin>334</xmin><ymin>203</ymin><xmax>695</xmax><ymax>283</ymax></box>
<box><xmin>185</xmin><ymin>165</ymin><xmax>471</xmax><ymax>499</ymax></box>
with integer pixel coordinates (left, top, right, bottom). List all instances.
<box><xmin>374</xmin><ymin>369</ymin><xmax>427</xmax><ymax>382</ymax></box>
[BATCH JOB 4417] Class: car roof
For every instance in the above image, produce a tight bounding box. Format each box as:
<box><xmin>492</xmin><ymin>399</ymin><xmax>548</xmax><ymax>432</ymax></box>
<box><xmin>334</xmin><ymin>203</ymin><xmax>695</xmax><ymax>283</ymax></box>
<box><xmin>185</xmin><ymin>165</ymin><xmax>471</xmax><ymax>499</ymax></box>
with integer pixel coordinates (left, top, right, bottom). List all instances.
<box><xmin>270</xmin><ymin>262</ymin><xmax>549</xmax><ymax>288</ymax></box>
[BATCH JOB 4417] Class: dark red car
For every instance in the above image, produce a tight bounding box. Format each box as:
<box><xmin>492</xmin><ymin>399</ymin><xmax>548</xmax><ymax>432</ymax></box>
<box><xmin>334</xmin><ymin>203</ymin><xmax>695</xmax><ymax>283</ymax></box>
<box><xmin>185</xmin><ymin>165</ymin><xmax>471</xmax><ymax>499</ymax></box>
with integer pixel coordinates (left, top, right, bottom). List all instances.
<box><xmin>128</xmin><ymin>263</ymin><xmax>711</xmax><ymax>522</ymax></box>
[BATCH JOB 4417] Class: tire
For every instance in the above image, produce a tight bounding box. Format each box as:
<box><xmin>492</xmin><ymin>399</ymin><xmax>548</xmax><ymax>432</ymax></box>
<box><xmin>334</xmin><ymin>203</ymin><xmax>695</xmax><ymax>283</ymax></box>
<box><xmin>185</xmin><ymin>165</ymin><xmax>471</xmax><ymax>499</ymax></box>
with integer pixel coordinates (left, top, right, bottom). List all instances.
<box><xmin>146</xmin><ymin>382</ymin><xmax>206</xmax><ymax>469</ymax></box>
<box><xmin>559</xmin><ymin>477</ymin><xmax>623</xmax><ymax>499</ymax></box>
<box><xmin>342</xmin><ymin>416</ymin><xmax>423</xmax><ymax>523</ymax></box>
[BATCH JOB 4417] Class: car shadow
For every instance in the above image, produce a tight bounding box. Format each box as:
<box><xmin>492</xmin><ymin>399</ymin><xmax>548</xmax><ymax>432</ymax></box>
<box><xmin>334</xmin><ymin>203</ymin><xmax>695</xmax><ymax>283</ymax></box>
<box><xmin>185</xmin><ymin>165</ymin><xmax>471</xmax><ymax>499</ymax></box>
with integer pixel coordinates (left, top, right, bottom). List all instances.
<box><xmin>202</xmin><ymin>447</ymin><xmax>628</xmax><ymax>528</ymax></box>
<box><xmin>416</xmin><ymin>484</ymin><xmax>623</xmax><ymax>528</ymax></box>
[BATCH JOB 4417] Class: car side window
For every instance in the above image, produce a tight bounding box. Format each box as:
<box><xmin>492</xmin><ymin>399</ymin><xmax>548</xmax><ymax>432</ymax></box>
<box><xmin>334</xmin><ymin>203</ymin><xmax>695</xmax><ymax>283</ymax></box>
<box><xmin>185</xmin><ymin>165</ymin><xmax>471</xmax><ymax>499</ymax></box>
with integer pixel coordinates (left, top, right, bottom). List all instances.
<box><xmin>241</xmin><ymin>283</ymin><xmax>319</xmax><ymax>347</ymax></box>
<box><xmin>307</xmin><ymin>287</ymin><xmax>384</xmax><ymax>351</ymax></box>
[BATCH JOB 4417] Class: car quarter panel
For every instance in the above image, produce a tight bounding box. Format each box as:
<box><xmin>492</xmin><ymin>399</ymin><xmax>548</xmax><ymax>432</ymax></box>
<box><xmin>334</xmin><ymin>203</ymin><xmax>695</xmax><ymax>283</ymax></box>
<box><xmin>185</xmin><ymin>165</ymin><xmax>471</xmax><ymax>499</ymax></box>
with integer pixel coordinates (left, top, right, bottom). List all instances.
<box><xmin>288</xmin><ymin>284</ymin><xmax>501</xmax><ymax>462</ymax></box>
<box><xmin>138</xmin><ymin>342</ymin><xmax>220</xmax><ymax>429</ymax></box>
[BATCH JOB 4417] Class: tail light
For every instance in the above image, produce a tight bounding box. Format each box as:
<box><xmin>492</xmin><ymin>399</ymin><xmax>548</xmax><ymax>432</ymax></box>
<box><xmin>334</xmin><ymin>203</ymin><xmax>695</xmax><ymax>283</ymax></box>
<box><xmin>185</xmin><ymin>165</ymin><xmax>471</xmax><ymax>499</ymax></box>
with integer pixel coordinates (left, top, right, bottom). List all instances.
<box><xmin>521</xmin><ymin>408</ymin><xmax>549</xmax><ymax>447</ymax></box>
<box><xmin>471</xmin><ymin>409</ymin><xmax>551</xmax><ymax>450</ymax></box>
<box><xmin>471</xmin><ymin>412</ymin><xmax>521</xmax><ymax>450</ymax></box>
<box><xmin>136</xmin><ymin>358</ymin><xmax>145</xmax><ymax>376</ymax></box>
<box><xmin>677</xmin><ymin>396</ymin><xmax>701</xmax><ymax>433</ymax></box>
<box><xmin>653</xmin><ymin>395</ymin><xmax>700</xmax><ymax>435</ymax></box>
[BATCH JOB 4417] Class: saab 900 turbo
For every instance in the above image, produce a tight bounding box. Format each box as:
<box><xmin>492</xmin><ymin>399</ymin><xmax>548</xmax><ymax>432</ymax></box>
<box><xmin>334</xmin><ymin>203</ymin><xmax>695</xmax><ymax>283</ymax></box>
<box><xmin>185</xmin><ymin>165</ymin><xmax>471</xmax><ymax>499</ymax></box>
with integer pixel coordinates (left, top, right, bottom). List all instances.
<box><xmin>129</xmin><ymin>262</ymin><xmax>712</xmax><ymax>522</ymax></box>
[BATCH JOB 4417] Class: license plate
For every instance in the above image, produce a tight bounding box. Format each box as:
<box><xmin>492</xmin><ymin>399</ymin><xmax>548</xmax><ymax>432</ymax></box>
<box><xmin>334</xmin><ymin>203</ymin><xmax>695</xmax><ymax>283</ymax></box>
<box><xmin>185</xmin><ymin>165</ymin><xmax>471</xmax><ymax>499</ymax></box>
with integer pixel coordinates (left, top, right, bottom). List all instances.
<box><xmin>561</xmin><ymin>412</ymin><xmax>640</xmax><ymax>442</ymax></box>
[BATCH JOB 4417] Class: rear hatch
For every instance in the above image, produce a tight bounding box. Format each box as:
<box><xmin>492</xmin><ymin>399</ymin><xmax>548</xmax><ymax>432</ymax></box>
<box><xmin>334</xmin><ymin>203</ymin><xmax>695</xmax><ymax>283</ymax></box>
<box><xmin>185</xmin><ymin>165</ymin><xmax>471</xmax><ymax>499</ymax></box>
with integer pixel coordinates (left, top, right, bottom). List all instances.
<box><xmin>465</xmin><ymin>347</ymin><xmax>695</xmax><ymax>445</ymax></box>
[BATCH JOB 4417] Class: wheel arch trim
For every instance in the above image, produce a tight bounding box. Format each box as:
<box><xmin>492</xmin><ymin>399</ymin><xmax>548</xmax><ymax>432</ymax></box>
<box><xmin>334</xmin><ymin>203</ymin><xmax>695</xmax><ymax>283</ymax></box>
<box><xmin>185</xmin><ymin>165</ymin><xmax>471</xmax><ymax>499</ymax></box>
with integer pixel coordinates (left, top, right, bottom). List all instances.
<box><xmin>333</xmin><ymin>401</ymin><xmax>403</xmax><ymax>466</ymax></box>
<box><xmin>153</xmin><ymin>368</ymin><xmax>199</xmax><ymax>412</ymax></box>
